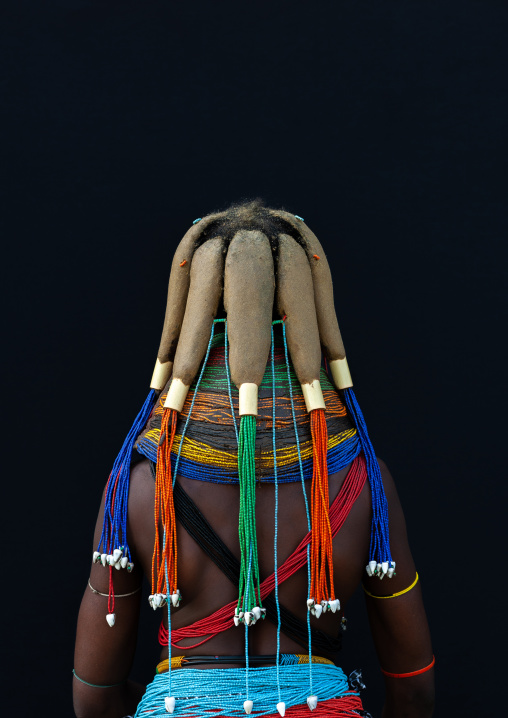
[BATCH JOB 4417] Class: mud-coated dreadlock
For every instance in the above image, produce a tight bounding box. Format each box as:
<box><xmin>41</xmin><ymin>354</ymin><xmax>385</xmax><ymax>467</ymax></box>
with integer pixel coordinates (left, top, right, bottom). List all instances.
<box><xmin>152</xmin><ymin>200</ymin><xmax>349</xmax><ymax>400</ymax></box>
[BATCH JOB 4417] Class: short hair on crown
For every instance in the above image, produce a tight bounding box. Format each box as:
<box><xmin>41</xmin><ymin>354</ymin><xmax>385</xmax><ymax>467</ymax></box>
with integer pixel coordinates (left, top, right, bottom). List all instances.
<box><xmin>196</xmin><ymin>199</ymin><xmax>305</xmax><ymax>254</ymax></box>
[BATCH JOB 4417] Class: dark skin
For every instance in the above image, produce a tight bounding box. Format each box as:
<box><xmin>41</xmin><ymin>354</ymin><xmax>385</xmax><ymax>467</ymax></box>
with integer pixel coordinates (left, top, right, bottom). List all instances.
<box><xmin>74</xmin><ymin>458</ymin><xmax>434</xmax><ymax>718</ymax></box>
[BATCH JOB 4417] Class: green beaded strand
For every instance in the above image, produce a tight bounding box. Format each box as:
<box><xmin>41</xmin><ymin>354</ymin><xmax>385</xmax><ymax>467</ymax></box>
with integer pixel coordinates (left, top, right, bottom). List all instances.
<box><xmin>237</xmin><ymin>415</ymin><xmax>262</xmax><ymax>613</ymax></box>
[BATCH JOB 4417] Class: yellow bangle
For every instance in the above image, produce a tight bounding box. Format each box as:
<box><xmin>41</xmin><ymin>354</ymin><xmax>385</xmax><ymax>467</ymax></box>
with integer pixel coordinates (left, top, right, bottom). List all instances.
<box><xmin>363</xmin><ymin>572</ymin><xmax>419</xmax><ymax>599</ymax></box>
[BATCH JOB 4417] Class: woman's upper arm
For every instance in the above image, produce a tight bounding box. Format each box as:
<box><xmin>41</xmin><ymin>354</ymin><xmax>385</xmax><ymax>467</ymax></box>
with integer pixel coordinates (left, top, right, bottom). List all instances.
<box><xmin>73</xmin><ymin>484</ymin><xmax>143</xmax><ymax>716</ymax></box>
<box><xmin>363</xmin><ymin>459</ymin><xmax>435</xmax><ymax>711</ymax></box>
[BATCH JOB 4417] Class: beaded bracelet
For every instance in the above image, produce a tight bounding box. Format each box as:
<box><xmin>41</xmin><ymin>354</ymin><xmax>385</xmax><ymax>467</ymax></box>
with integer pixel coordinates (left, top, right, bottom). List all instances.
<box><xmin>88</xmin><ymin>579</ymin><xmax>142</xmax><ymax>598</ymax></box>
<box><xmin>363</xmin><ymin>572</ymin><xmax>419</xmax><ymax>599</ymax></box>
<box><xmin>381</xmin><ymin>655</ymin><xmax>435</xmax><ymax>678</ymax></box>
<box><xmin>72</xmin><ymin>669</ymin><xmax>126</xmax><ymax>688</ymax></box>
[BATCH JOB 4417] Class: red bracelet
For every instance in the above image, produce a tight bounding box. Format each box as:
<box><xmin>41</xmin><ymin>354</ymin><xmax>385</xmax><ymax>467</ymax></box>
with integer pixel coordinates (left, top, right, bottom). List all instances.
<box><xmin>381</xmin><ymin>655</ymin><xmax>435</xmax><ymax>678</ymax></box>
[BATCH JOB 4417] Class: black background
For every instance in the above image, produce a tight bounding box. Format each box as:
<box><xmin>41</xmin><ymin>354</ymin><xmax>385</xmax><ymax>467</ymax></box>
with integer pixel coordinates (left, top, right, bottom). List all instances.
<box><xmin>2</xmin><ymin>1</ymin><xmax>507</xmax><ymax>716</ymax></box>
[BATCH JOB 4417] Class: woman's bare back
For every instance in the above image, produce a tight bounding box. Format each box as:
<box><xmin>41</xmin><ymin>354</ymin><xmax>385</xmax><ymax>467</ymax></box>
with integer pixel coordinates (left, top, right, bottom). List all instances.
<box><xmin>127</xmin><ymin>458</ymin><xmax>370</xmax><ymax>661</ymax></box>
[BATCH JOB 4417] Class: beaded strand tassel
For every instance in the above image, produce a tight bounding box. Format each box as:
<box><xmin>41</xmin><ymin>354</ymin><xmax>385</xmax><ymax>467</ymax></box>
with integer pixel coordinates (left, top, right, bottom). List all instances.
<box><xmin>94</xmin><ymin>389</ymin><xmax>157</xmax><ymax>626</ymax></box>
<box><xmin>152</xmin><ymin>408</ymin><xmax>180</xmax><ymax>608</ymax></box>
<box><xmin>281</xmin><ymin>318</ymin><xmax>315</xmax><ymax>707</ymax></box>
<box><xmin>237</xmin><ymin>415</ymin><xmax>262</xmax><ymax>620</ymax></box>
<box><xmin>343</xmin><ymin>387</ymin><xmax>394</xmax><ymax>578</ymax></box>
<box><xmin>157</xmin><ymin>321</ymin><xmax>219</xmax><ymax>714</ymax></box>
<box><xmin>309</xmin><ymin>409</ymin><xmax>336</xmax><ymax>610</ymax></box>
<box><xmin>271</xmin><ymin>323</ymin><xmax>284</xmax><ymax>717</ymax></box>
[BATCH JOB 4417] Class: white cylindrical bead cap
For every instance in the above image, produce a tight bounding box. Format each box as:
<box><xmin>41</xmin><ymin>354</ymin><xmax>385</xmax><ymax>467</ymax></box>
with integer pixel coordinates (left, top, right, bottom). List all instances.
<box><xmin>150</xmin><ymin>358</ymin><xmax>173</xmax><ymax>391</ymax></box>
<box><xmin>329</xmin><ymin>358</ymin><xmax>353</xmax><ymax>389</ymax></box>
<box><xmin>239</xmin><ymin>383</ymin><xmax>258</xmax><ymax>416</ymax></box>
<box><xmin>301</xmin><ymin>380</ymin><xmax>326</xmax><ymax>413</ymax></box>
<box><xmin>164</xmin><ymin>378</ymin><xmax>189</xmax><ymax>412</ymax></box>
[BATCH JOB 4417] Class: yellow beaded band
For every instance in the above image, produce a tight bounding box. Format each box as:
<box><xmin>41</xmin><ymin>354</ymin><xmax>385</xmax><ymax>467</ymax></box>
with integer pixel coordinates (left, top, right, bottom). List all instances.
<box><xmin>156</xmin><ymin>654</ymin><xmax>333</xmax><ymax>674</ymax></box>
<box><xmin>363</xmin><ymin>572</ymin><xmax>419</xmax><ymax>599</ymax></box>
<box><xmin>157</xmin><ymin>657</ymin><xmax>185</xmax><ymax>672</ymax></box>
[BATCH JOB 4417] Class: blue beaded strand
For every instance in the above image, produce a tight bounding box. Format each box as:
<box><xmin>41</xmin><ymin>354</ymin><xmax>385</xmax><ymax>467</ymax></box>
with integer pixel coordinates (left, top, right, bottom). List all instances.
<box><xmin>98</xmin><ymin>389</ymin><xmax>157</xmax><ymax>560</ymax></box>
<box><xmin>171</xmin><ymin>321</ymin><xmax>218</xmax><ymax>485</ymax></box>
<box><xmin>271</xmin><ymin>324</ymin><xmax>282</xmax><ymax>706</ymax></box>
<box><xmin>224</xmin><ymin>319</ymin><xmax>239</xmax><ymax>444</ymax></box>
<box><xmin>165</xmin><ymin>550</ymin><xmax>173</xmax><ymax>700</ymax></box>
<box><xmin>163</xmin><ymin>320</ymin><xmax>219</xmax><ymax>704</ymax></box>
<box><xmin>343</xmin><ymin>388</ymin><xmax>392</xmax><ymax>566</ymax></box>
<box><xmin>281</xmin><ymin>320</ymin><xmax>313</xmax><ymax>697</ymax></box>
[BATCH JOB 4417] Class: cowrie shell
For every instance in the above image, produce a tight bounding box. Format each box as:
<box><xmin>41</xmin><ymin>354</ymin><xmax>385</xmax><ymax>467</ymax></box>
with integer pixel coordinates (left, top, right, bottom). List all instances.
<box><xmin>165</xmin><ymin>696</ymin><xmax>175</xmax><ymax>713</ymax></box>
<box><xmin>307</xmin><ymin>695</ymin><xmax>318</xmax><ymax>711</ymax></box>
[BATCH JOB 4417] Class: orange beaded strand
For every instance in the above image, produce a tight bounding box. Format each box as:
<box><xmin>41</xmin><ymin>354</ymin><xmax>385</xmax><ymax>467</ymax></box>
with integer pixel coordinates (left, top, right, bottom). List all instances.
<box><xmin>310</xmin><ymin>408</ymin><xmax>335</xmax><ymax>604</ymax></box>
<box><xmin>152</xmin><ymin>408</ymin><xmax>178</xmax><ymax>596</ymax></box>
